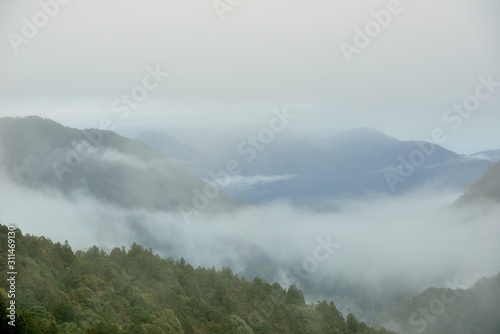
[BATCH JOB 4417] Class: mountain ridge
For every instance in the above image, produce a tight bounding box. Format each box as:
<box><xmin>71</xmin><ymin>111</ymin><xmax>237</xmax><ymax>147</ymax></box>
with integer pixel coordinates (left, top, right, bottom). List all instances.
<box><xmin>0</xmin><ymin>116</ymin><xmax>238</xmax><ymax>213</ymax></box>
<box><xmin>137</xmin><ymin>125</ymin><xmax>494</xmax><ymax>202</ymax></box>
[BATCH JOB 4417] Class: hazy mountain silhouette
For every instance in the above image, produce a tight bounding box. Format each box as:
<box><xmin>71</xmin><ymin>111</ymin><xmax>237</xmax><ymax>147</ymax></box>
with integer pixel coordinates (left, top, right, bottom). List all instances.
<box><xmin>137</xmin><ymin>127</ymin><xmax>494</xmax><ymax>203</ymax></box>
<box><xmin>0</xmin><ymin>116</ymin><xmax>238</xmax><ymax>213</ymax></box>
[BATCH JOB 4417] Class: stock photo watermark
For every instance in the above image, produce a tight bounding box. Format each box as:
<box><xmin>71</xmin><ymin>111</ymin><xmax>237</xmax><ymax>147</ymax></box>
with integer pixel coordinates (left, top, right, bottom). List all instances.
<box><xmin>213</xmin><ymin>0</ymin><xmax>245</xmax><ymax>22</ymax></box>
<box><xmin>339</xmin><ymin>0</ymin><xmax>405</xmax><ymax>63</ymax></box>
<box><xmin>5</xmin><ymin>225</ymin><xmax>18</xmax><ymax>327</ymax></box>
<box><xmin>51</xmin><ymin>65</ymin><xmax>169</xmax><ymax>182</ymax></box>
<box><xmin>247</xmin><ymin>297</ymin><xmax>276</xmax><ymax>328</ymax></box>
<box><xmin>384</xmin><ymin>74</ymin><xmax>500</xmax><ymax>191</ymax></box>
<box><xmin>177</xmin><ymin>106</ymin><xmax>296</xmax><ymax>223</ymax></box>
<box><xmin>243</xmin><ymin>236</ymin><xmax>339</xmax><ymax>328</ymax></box>
<box><xmin>401</xmin><ymin>278</ymin><xmax>464</xmax><ymax>334</ymax></box>
<box><xmin>290</xmin><ymin>235</ymin><xmax>340</xmax><ymax>284</ymax></box>
<box><xmin>7</xmin><ymin>0</ymin><xmax>74</xmax><ymax>54</ymax></box>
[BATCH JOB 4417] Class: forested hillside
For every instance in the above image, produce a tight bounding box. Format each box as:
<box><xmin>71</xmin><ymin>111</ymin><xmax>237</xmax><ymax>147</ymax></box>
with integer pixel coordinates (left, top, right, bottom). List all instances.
<box><xmin>458</xmin><ymin>160</ymin><xmax>500</xmax><ymax>204</ymax></box>
<box><xmin>0</xmin><ymin>225</ymin><xmax>392</xmax><ymax>334</ymax></box>
<box><xmin>374</xmin><ymin>274</ymin><xmax>500</xmax><ymax>334</ymax></box>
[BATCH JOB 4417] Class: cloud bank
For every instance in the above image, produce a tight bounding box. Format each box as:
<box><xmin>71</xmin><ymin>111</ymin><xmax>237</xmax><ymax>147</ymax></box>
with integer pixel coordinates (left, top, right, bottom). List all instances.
<box><xmin>1</xmin><ymin>178</ymin><xmax>498</xmax><ymax>298</ymax></box>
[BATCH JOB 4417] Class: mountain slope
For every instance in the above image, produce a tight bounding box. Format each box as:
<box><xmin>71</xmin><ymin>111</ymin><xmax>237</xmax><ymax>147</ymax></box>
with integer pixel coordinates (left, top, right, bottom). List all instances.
<box><xmin>321</xmin><ymin>128</ymin><xmax>458</xmax><ymax>172</ymax></box>
<box><xmin>0</xmin><ymin>224</ymin><xmax>394</xmax><ymax>334</ymax></box>
<box><xmin>135</xmin><ymin>130</ymin><xmax>226</xmax><ymax>177</ymax></box>
<box><xmin>0</xmin><ymin>116</ymin><xmax>237</xmax><ymax>213</ymax></box>
<box><xmin>137</xmin><ymin>129</ymin><xmax>363</xmax><ymax>202</ymax></box>
<box><xmin>137</xmin><ymin>127</ymin><xmax>494</xmax><ymax>202</ymax></box>
<box><xmin>457</xmin><ymin>160</ymin><xmax>500</xmax><ymax>204</ymax></box>
<box><xmin>374</xmin><ymin>274</ymin><xmax>500</xmax><ymax>334</ymax></box>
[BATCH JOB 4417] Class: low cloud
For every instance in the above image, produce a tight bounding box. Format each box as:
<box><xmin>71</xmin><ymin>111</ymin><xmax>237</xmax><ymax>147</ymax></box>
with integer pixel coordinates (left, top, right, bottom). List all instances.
<box><xmin>1</xmin><ymin>176</ymin><xmax>499</xmax><ymax>320</ymax></box>
<box><xmin>217</xmin><ymin>174</ymin><xmax>297</xmax><ymax>191</ymax></box>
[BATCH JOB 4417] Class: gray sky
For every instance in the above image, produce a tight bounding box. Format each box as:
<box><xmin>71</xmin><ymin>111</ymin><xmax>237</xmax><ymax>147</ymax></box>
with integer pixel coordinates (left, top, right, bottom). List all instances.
<box><xmin>1</xmin><ymin>0</ymin><xmax>499</xmax><ymax>153</ymax></box>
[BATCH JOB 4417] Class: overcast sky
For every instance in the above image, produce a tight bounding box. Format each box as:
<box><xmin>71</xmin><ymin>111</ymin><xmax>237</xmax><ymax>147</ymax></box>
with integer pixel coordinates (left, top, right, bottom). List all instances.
<box><xmin>1</xmin><ymin>0</ymin><xmax>499</xmax><ymax>153</ymax></box>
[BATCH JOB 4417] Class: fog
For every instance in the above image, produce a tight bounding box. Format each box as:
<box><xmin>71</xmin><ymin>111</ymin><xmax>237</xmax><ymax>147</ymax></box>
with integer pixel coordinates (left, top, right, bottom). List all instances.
<box><xmin>216</xmin><ymin>174</ymin><xmax>297</xmax><ymax>193</ymax></box>
<box><xmin>2</xmin><ymin>0</ymin><xmax>499</xmax><ymax>330</ymax></box>
<box><xmin>2</xmin><ymin>0</ymin><xmax>500</xmax><ymax>153</ymax></box>
<box><xmin>1</xmin><ymin>173</ymin><xmax>499</xmax><ymax>319</ymax></box>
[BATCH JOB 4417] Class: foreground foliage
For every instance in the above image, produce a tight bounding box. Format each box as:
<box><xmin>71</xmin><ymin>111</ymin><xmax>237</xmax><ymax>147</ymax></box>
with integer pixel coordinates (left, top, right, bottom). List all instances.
<box><xmin>0</xmin><ymin>225</ymin><xmax>392</xmax><ymax>334</ymax></box>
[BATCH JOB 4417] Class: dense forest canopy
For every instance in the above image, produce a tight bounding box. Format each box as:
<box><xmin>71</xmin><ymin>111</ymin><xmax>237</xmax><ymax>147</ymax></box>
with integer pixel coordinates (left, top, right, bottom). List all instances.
<box><xmin>0</xmin><ymin>224</ymin><xmax>392</xmax><ymax>334</ymax></box>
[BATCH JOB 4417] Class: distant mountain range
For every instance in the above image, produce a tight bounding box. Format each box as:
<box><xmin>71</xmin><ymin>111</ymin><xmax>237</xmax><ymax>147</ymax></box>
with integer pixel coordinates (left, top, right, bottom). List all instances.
<box><xmin>136</xmin><ymin>127</ymin><xmax>496</xmax><ymax>204</ymax></box>
<box><xmin>1</xmin><ymin>116</ymin><xmax>497</xmax><ymax>209</ymax></box>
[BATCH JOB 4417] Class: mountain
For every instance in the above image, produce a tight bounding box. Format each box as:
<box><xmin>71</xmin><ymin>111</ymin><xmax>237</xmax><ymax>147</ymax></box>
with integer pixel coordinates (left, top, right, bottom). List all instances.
<box><xmin>135</xmin><ymin>130</ymin><xmax>222</xmax><ymax>177</ymax></box>
<box><xmin>320</xmin><ymin>128</ymin><xmax>458</xmax><ymax>172</ymax></box>
<box><xmin>457</xmin><ymin>160</ymin><xmax>500</xmax><ymax>204</ymax></box>
<box><xmin>0</xmin><ymin>116</ymin><xmax>237</xmax><ymax>213</ymax></box>
<box><xmin>374</xmin><ymin>274</ymin><xmax>500</xmax><ymax>334</ymax></box>
<box><xmin>5</xmin><ymin>116</ymin><xmax>490</xmax><ymax>208</ymax></box>
<box><xmin>321</xmin><ymin>128</ymin><xmax>494</xmax><ymax>193</ymax></box>
<box><xmin>137</xmin><ymin>127</ymin><xmax>494</xmax><ymax>203</ymax></box>
<box><xmin>0</xmin><ymin>224</ymin><xmax>394</xmax><ymax>334</ymax></box>
<box><xmin>136</xmin><ymin>129</ymin><xmax>363</xmax><ymax>203</ymax></box>
<box><xmin>136</xmin><ymin>130</ymin><xmax>202</xmax><ymax>164</ymax></box>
